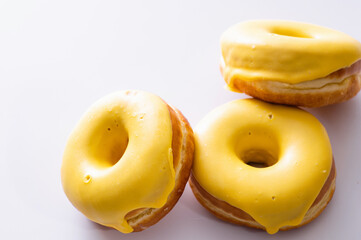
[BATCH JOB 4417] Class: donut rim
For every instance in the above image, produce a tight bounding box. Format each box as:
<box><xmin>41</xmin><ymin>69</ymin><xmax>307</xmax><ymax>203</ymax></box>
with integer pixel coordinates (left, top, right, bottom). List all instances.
<box><xmin>189</xmin><ymin>159</ymin><xmax>336</xmax><ymax>232</ymax></box>
<box><xmin>125</xmin><ymin>103</ymin><xmax>195</xmax><ymax>232</ymax></box>
<box><xmin>220</xmin><ymin>20</ymin><xmax>361</xmax><ymax>86</ymax></box>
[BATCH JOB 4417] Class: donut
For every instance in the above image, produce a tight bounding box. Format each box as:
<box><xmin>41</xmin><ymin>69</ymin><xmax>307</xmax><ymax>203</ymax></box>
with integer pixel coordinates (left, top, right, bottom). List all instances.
<box><xmin>189</xmin><ymin>99</ymin><xmax>335</xmax><ymax>234</ymax></box>
<box><xmin>220</xmin><ymin>20</ymin><xmax>361</xmax><ymax>107</ymax></box>
<box><xmin>61</xmin><ymin>90</ymin><xmax>194</xmax><ymax>233</ymax></box>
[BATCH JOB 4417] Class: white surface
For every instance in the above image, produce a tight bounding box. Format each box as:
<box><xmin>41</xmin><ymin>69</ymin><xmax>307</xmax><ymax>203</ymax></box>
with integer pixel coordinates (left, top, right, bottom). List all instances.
<box><xmin>1</xmin><ymin>0</ymin><xmax>361</xmax><ymax>239</ymax></box>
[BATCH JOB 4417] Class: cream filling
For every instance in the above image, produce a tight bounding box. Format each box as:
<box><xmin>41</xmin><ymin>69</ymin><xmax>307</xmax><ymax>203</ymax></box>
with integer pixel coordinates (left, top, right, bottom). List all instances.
<box><xmin>267</xmin><ymin>75</ymin><xmax>348</xmax><ymax>90</ymax></box>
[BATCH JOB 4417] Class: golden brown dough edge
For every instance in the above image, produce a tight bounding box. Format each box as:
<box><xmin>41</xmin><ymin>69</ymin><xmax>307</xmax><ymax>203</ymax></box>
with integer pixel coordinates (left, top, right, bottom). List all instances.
<box><xmin>230</xmin><ymin>74</ymin><xmax>360</xmax><ymax>108</ymax></box>
<box><xmin>221</xmin><ymin>60</ymin><xmax>361</xmax><ymax>107</ymax></box>
<box><xmin>124</xmin><ymin>103</ymin><xmax>195</xmax><ymax>232</ymax></box>
<box><xmin>189</xmin><ymin>160</ymin><xmax>336</xmax><ymax>232</ymax></box>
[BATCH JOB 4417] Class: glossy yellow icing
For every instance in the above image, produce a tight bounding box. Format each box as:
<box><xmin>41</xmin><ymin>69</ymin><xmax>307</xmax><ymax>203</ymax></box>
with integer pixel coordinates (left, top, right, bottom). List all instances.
<box><xmin>221</xmin><ymin>20</ymin><xmax>361</xmax><ymax>87</ymax></box>
<box><xmin>61</xmin><ymin>90</ymin><xmax>175</xmax><ymax>233</ymax></box>
<box><xmin>193</xmin><ymin>99</ymin><xmax>332</xmax><ymax>234</ymax></box>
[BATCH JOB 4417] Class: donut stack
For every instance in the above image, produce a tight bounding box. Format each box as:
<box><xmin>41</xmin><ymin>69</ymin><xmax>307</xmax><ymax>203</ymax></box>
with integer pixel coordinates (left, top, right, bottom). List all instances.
<box><xmin>61</xmin><ymin>20</ymin><xmax>361</xmax><ymax>235</ymax></box>
<box><xmin>189</xmin><ymin>20</ymin><xmax>361</xmax><ymax>234</ymax></box>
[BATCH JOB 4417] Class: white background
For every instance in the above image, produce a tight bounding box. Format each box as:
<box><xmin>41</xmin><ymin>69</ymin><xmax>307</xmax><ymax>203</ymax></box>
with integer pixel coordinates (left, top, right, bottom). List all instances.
<box><xmin>1</xmin><ymin>0</ymin><xmax>360</xmax><ymax>239</ymax></box>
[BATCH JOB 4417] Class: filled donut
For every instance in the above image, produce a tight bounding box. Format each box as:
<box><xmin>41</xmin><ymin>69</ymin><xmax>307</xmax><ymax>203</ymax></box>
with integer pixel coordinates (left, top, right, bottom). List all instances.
<box><xmin>61</xmin><ymin>90</ymin><xmax>194</xmax><ymax>233</ymax></box>
<box><xmin>220</xmin><ymin>20</ymin><xmax>361</xmax><ymax>107</ymax></box>
<box><xmin>189</xmin><ymin>99</ymin><xmax>335</xmax><ymax>234</ymax></box>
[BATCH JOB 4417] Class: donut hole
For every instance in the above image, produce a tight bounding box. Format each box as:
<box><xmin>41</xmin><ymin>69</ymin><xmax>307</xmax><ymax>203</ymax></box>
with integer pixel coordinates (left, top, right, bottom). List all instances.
<box><xmin>236</xmin><ymin>129</ymin><xmax>279</xmax><ymax>168</ymax></box>
<box><xmin>270</xmin><ymin>26</ymin><xmax>312</xmax><ymax>39</ymax></box>
<box><xmin>87</xmin><ymin>117</ymin><xmax>129</xmax><ymax>167</ymax></box>
<box><xmin>242</xmin><ymin>149</ymin><xmax>278</xmax><ymax>168</ymax></box>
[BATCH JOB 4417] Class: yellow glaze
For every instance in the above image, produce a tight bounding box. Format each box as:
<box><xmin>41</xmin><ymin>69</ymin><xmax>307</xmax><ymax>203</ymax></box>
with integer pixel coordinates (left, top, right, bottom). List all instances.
<box><xmin>221</xmin><ymin>20</ymin><xmax>361</xmax><ymax>87</ymax></box>
<box><xmin>61</xmin><ymin>90</ymin><xmax>175</xmax><ymax>233</ymax></box>
<box><xmin>193</xmin><ymin>99</ymin><xmax>332</xmax><ymax>234</ymax></box>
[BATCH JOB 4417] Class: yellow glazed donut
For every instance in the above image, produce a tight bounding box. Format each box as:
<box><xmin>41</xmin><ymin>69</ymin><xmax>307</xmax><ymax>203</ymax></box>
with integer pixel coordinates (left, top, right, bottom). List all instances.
<box><xmin>61</xmin><ymin>90</ymin><xmax>194</xmax><ymax>233</ymax></box>
<box><xmin>189</xmin><ymin>99</ymin><xmax>335</xmax><ymax>234</ymax></box>
<box><xmin>220</xmin><ymin>20</ymin><xmax>361</xmax><ymax>107</ymax></box>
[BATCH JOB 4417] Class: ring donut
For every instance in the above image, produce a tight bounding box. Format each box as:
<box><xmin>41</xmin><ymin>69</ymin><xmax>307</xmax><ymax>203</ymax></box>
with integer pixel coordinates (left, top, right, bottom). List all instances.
<box><xmin>189</xmin><ymin>99</ymin><xmax>335</xmax><ymax>234</ymax></box>
<box><xmin>61</xmin><ymin>90</ymin><xmax>194</xmax><ymax>233</ymax></box>
<box><xmin>220</xmin><ymin>20</ymin><xmax>361</xmax><ymax>107</ymax></box>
